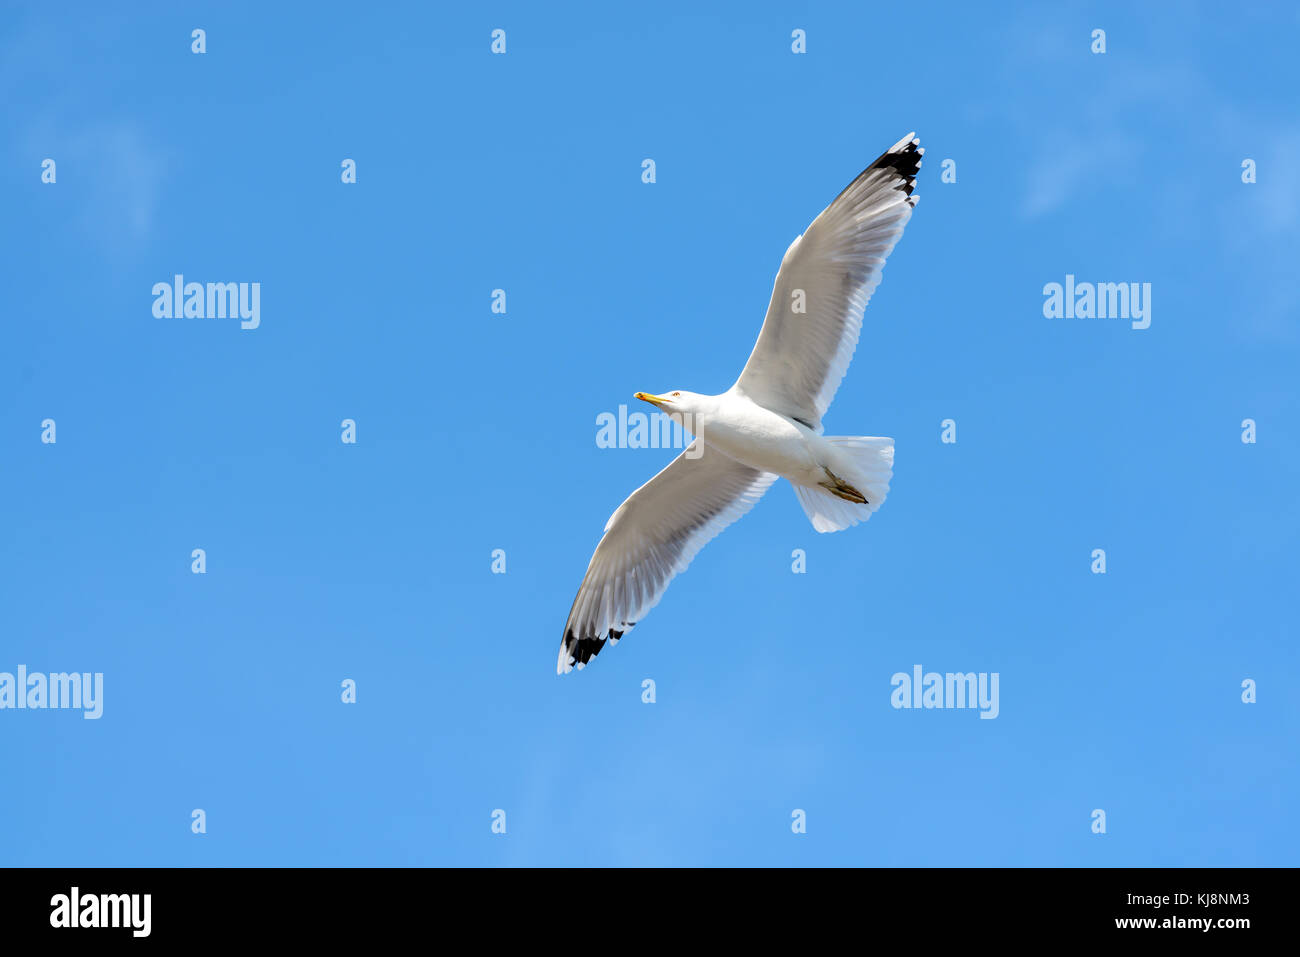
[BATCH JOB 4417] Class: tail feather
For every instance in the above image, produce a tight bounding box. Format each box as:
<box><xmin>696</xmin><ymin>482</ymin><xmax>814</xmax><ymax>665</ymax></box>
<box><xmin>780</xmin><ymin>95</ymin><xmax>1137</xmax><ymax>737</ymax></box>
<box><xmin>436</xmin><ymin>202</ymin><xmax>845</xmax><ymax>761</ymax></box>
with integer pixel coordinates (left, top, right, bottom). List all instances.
<box><xmin>793</xmin><ymin>436</ymin><xmax>893</xmax><ymax>533</ymax></box>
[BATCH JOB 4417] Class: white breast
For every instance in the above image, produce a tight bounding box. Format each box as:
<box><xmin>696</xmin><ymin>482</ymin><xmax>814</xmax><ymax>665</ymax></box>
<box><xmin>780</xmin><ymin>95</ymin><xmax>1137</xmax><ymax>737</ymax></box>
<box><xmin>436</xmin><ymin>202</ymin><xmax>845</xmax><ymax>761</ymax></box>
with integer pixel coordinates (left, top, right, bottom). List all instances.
<box><xmin>694</xmin><ymin>392</ymin><xmax>824</xmax><ymax>483</ymax></box>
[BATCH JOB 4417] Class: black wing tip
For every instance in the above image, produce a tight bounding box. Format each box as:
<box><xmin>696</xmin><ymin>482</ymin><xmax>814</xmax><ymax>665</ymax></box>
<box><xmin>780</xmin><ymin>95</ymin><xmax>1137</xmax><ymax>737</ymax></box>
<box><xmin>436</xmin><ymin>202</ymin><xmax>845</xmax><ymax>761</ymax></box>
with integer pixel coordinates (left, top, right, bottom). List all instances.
<box><xmin>558</xmin><ymin>623</ymin><xmax>636</xmax><ymax>674</ymax></box>
<box><xmin>868</xmin><ymin>133</ymin><xmax>923</xmax><ymax>203</ymax></box>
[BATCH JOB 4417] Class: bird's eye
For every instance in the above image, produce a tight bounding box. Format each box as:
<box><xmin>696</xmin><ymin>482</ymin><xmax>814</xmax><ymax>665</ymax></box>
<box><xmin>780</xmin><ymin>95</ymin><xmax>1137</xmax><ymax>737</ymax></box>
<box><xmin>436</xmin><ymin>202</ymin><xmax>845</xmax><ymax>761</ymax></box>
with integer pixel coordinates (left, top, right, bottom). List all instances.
<box><xmin>673</xmin><ymin>392</ymin><xmax>681</xmax><ymax>397</ymax></box>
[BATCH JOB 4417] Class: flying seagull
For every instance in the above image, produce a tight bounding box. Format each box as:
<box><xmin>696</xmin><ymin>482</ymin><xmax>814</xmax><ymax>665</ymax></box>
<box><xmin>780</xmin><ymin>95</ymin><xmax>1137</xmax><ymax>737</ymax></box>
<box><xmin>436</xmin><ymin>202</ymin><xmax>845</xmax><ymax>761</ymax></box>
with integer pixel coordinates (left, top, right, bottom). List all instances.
<box><xmin>558</xmin><ymin>133</ymin><xmax>922</xmax><ymax>674</ymax></box>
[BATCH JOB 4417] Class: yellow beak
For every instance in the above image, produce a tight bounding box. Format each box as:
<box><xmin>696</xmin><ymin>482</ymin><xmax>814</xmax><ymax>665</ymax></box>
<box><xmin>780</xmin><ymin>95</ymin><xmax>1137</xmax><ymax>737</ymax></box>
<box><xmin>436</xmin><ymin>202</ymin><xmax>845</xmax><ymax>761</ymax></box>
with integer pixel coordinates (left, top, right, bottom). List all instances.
<box><xmin>634</xmin><ymin>392</ymin><xmax>669</xmax><ymax>407</ymax></box>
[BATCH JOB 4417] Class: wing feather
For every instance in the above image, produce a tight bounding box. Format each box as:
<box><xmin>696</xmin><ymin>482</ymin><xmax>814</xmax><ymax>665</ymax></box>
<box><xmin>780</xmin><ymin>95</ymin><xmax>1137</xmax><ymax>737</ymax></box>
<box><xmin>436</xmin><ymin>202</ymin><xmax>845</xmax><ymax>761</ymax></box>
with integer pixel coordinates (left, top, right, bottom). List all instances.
<box><xmin>558</xmin><ymin>442</ymin><xmax>776</xmax><ymax>673</ymax></box>
<box><xmin>732</xmin><ymin>133</ymin><xmax>922</xmax><ymax>429</ymax></box>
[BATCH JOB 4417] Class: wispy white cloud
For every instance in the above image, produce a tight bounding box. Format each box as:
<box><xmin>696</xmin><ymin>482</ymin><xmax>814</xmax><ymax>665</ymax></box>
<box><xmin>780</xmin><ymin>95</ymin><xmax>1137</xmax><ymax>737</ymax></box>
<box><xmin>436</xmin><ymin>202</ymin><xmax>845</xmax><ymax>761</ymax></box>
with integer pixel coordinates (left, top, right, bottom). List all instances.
<box><xmin>5</xmin><ymin>14</ymin><xmax>169</xmax><ymax>254</ymax></box>
<box><xmin>985</xmin><ymin>10</ymin><xmax>1299</xmax><ymax>341</ymax></box>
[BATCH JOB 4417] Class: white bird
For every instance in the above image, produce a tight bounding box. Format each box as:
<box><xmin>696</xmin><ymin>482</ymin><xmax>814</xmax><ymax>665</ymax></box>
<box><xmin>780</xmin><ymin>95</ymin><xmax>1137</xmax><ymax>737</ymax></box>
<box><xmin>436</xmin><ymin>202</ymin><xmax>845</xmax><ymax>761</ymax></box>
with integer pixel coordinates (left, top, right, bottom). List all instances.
<box><xmin>558</xmin><ymin>133</ymin><xmax>922</xmax><ymax>674</ymax></box>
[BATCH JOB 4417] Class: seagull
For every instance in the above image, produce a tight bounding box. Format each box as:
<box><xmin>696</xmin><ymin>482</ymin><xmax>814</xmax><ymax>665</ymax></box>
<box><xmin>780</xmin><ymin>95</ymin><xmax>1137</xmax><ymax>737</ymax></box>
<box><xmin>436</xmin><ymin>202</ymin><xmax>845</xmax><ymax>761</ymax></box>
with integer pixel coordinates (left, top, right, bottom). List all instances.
<box><xmin>558</xmin><ymin>133</ymin><xmax>922</xmax><ymax>674</ymax></box>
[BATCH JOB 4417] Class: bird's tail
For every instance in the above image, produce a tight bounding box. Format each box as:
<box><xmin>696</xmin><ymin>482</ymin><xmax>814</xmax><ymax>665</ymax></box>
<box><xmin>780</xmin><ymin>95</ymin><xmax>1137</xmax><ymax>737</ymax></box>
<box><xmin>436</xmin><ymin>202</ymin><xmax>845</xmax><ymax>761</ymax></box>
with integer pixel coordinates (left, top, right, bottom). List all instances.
<box><xmin>793</xmin><ymin>436</ymin><xmax>893</xmax><ymax>533</ymax></box>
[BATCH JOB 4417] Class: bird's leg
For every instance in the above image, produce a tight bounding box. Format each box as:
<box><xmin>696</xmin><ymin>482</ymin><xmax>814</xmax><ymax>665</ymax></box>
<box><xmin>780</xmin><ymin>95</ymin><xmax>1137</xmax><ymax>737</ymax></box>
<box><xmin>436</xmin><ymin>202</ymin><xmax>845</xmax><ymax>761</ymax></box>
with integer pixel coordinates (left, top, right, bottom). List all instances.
<box><xmin>819</xmin><ymin>467</ymin><xmax>869</xmax><ymax>504</ymax></box>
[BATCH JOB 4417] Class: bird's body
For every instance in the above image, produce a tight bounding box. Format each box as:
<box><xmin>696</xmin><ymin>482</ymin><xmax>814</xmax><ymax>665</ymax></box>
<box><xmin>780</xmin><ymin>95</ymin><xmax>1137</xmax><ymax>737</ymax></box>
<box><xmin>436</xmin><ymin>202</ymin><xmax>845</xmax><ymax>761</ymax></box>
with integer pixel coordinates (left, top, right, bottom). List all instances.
<box><xmin>667</xmin><ymin>391</ymin><xmax>846</xmax><ymax>490</ymax></box>
<box><xmin>558</xmin><ymin>133</ymin><xmax>923</xmax><ymax>673</ymax></box>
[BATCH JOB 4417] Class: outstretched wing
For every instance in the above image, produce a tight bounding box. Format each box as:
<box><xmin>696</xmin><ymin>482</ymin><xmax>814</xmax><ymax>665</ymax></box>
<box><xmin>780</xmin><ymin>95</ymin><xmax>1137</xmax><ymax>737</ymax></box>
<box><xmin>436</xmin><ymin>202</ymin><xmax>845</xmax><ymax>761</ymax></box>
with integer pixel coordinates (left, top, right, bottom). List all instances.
<box><xmin>732</xmin><ymin>133</ymin><xmax>922</xmax><ymax>430</ymax></box>
<box><xmin>558</xmin><ymin>442</ymin><xmax>777</xmax><ymax>673</ymax></box>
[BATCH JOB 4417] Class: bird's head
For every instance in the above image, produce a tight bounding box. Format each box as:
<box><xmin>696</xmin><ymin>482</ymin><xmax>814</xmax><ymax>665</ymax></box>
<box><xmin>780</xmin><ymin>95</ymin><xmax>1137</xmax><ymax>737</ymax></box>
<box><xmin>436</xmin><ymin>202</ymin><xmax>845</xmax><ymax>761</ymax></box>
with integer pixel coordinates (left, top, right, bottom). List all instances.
<box><xmin>634</xmin><ymin>390</ymin><xmax>705</xmax><ymax>428</ymax></box>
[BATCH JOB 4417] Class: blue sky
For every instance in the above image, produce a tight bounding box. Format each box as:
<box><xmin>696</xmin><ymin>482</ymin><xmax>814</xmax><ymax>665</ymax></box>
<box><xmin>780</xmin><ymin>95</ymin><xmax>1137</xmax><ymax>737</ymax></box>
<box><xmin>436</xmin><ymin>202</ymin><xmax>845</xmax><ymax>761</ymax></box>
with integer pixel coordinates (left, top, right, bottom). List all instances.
<box><xmin>2</xmin><ymin>1</ymin><xmax>1297</xmax><ymax>866</ymax></box>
